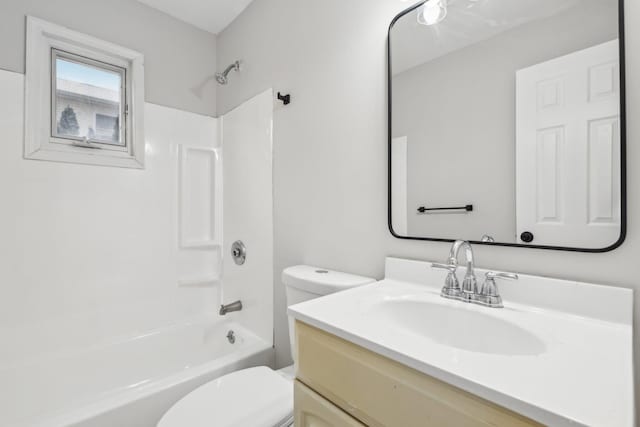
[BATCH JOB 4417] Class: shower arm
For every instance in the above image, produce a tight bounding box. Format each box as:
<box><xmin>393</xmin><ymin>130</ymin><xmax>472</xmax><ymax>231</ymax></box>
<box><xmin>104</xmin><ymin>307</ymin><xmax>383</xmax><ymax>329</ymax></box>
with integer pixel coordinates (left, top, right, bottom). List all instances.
<box><xmin>220</xmin><ymin>61</ymin><xmax>240</xmax><ymax>77</ymax></box>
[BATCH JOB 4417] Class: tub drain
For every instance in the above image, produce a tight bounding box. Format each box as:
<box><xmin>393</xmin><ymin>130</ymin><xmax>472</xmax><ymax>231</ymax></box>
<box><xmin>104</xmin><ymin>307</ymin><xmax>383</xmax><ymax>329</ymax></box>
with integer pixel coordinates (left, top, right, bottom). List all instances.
<box><xmin>226</xmin><ymin>330</ymin><xmax>236</xmax><ymax>344</ymax></box>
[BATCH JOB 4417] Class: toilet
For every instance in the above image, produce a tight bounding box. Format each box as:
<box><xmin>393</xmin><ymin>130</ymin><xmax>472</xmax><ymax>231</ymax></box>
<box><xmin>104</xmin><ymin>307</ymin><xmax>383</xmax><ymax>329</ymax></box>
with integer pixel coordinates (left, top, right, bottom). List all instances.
<box><xmin>158</xmin><ymin>265</ymin><xmax>375</xmax><ymax>427</ymax></box>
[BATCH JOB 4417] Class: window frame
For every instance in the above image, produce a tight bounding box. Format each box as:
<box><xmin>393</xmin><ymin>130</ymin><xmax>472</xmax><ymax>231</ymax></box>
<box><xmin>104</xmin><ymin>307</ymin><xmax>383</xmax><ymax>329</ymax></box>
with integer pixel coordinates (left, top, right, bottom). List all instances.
<box><xmin>51</xmin><ymin>49</ymin><xmax>128</xmax><ymax>150</ymax></box>
<box><xmin>25</xmin><ymin>16</ymin><xmax>145</xmax><ymax>169</ymax></box>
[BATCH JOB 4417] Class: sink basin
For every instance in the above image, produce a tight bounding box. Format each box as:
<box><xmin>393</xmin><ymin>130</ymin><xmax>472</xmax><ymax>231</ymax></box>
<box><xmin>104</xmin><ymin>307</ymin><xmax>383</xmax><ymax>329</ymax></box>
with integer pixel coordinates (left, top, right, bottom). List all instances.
<box><xmin>374</xmin><ymin>299</ymin><xmax>546</xmax><ymax>356</ymax></box>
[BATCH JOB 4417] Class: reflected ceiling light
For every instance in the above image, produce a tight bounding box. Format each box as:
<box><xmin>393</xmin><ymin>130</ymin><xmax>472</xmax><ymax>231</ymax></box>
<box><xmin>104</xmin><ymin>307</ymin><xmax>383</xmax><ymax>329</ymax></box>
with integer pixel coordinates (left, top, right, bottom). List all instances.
<box><xmin>418</xmin><ymin>0</ymin><xmax>448</xmax><ymax>26</ymax></box>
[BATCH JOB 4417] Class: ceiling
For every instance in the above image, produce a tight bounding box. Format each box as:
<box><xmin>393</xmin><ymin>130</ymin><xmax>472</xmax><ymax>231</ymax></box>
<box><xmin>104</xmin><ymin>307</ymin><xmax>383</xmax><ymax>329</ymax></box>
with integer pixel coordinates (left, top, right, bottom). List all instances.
<box><xmin>391</xmin><ymin>0</ymin><xmax>583</xmax><ymax>75</ymax></box>
<box><xmin>136</xmin><ymin>0</ymin><xmax>255</xmax><ymax>34</ymax></box>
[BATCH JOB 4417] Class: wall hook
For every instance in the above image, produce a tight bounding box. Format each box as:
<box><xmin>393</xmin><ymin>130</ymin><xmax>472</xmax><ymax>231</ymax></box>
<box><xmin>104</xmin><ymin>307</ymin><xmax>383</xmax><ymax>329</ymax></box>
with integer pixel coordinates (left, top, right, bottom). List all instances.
<box><xmin>277</xmin><ymin>92</ymin><xmax>291</xmax><ymax>105</ymax></box>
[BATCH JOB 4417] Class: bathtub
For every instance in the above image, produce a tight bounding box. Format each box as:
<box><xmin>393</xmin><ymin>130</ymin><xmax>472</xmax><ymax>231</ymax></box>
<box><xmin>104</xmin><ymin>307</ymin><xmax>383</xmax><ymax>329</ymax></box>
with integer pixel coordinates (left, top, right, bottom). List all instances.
<box><xmin>1</xmin><ymin>317</ymin><xmax>274</xmax><ymax>427</ymax></box>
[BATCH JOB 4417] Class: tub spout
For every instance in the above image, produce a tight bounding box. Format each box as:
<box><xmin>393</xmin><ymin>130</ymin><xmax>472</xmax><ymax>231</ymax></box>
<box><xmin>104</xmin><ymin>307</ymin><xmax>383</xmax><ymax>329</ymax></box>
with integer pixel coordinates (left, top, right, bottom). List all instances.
<box><xmin>219</xmin><ymin>300</ymin><xmax>243</xmax><ymax>316</ymax></box>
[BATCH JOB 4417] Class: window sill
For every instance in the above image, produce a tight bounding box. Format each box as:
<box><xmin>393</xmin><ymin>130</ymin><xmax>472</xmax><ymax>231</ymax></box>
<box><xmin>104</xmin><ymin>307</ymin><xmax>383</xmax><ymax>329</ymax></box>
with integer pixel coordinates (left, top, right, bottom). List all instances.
<box><xmin>25</xmin><ymin>143</ymin><xmax>145</xmax><ymax>169</ymax></box>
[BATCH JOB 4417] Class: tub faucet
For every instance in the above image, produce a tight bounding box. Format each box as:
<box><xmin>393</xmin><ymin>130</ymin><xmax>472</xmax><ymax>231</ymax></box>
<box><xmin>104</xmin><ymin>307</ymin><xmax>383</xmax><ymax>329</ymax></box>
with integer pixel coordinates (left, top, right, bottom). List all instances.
<box><xmin>432</xmin><ymin>240</ymin><xmax>478</xmax><ymax>301</ymax></box>
<box><xmin>219</xmin><ymin>300</ymin><xmax>243</xmax><ymax>316</ymax></box>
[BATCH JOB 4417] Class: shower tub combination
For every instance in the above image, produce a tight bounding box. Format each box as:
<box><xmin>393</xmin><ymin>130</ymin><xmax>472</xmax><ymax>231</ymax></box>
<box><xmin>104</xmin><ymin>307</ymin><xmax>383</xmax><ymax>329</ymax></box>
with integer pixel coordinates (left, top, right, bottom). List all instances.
<box><xmin>1</xmin><ymin>317</ymin><xmax>273</xmax><ymax>427</ymax></box>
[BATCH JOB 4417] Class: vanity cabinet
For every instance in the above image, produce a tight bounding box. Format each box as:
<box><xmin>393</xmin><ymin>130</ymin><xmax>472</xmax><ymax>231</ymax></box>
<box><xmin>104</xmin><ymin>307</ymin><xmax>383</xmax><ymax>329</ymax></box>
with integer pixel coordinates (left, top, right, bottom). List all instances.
<box><xmin>294</xmin><ymin>380</ymin><xmax>366</xmax><ymax>427</ymax></box>
<box><xmin>294</xmin><ymin>321</ymin><xmax>542</xmax><ymax>427</ymax></box>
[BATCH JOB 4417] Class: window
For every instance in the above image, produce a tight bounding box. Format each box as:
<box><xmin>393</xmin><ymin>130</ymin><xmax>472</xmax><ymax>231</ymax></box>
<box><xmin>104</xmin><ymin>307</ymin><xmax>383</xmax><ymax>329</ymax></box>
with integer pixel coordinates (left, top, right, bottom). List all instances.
<box><xmin>25</xmin><ymin>17</ymin><xmax>145</xmax><ymax>168</ymax></box>
<box><xmin>52</xmin><ymin>50</ymin><xmax>126</xmax><ymax>148</ymax></box>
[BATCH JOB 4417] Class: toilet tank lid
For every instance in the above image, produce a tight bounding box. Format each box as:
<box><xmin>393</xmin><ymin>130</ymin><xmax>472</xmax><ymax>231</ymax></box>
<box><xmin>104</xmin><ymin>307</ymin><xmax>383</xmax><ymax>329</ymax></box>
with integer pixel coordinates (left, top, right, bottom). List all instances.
<box><xmin>282</xmin><ymin>265</ymin><xmax>376</xmax><ymax>295</ymax></box>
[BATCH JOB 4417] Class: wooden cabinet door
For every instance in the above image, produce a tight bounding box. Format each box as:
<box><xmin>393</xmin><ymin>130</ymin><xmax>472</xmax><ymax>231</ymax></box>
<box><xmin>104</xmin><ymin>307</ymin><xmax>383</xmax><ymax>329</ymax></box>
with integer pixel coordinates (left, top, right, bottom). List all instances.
<box><xmin>296</xmin><ymin>321</ymin><xmax>542</xmax><ymax>427</ymax></box>
<box><xmin>295</xmin><ymin>380</ymin><xmax>366</xmax><ymax>427</ymax></box>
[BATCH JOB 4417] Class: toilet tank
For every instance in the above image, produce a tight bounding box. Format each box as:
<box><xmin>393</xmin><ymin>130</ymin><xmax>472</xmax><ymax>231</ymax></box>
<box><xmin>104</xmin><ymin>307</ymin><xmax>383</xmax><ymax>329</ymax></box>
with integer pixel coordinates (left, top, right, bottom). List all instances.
<box><xmin>282</xmin><ymin>265</ymin><xmax>375</xmax><ymax>364</ymax></box>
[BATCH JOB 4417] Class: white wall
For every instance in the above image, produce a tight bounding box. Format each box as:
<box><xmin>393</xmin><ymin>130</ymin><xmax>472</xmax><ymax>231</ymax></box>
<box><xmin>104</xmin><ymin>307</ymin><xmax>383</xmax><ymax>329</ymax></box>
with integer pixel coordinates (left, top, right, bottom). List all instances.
<box><xmin>0</xmin><ymin>70</ymin><xmax>220</xmax><ymax>365</ymax></box>
<box><xmin>222</xmin><ymin>90</ymin><xmax>274</xmax><ymax>346</ymax></box>
<box><xmin>391</xmin><ymin>0</ymin><xmax>617</xmax><ymax>240</ymax></box>
<box><xmin>0</xmin><ymin>0</ymin><xmax>218</xmax><ymax>116</ymax></box>
<box><xmin>216</xmin><ymin>0</ymin><xmax>640</xmax><ymax>416</ymax></box>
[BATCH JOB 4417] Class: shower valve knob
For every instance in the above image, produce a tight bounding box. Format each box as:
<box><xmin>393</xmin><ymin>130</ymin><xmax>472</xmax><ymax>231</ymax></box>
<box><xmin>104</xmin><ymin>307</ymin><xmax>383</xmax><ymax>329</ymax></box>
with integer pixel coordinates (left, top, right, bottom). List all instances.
<box><xmin>231</xmin><ymin>240</ymin><xmax>246</xmax><ymax>265</ymax></box>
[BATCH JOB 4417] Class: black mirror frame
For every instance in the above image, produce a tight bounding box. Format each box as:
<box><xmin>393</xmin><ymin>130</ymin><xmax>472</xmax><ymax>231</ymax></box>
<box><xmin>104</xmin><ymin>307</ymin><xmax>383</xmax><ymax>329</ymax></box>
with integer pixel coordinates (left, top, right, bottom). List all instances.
<box><xmin>387</xmin><ymin>0</ymin><xmax>627</xmax><ymax>253</ymax></box>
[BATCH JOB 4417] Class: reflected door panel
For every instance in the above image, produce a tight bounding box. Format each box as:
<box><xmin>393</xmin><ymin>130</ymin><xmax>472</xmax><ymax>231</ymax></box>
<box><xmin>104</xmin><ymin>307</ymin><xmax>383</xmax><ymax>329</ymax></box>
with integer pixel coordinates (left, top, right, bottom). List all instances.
<box><xmin>515</xmin><ymin>40</ymin><xmax>620</xmax><ymax>247</ymax></box>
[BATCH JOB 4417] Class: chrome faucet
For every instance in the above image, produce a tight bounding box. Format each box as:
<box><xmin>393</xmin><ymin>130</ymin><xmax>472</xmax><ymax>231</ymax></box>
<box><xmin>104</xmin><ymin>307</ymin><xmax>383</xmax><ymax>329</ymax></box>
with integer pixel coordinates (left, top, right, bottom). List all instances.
<box><xmin>432</xmin><ymin>241</ymin><xmax>517</xmax><ymax>308</ymax></box>
<box><xmin>432</xmin><ymin>240</ymin><xmax>477</xmax><ymax>301</ymax></box>
<box><xmin>219</xmin><ymin>300</ymin><xmax>243</xmax><ymax>315</ymax></box>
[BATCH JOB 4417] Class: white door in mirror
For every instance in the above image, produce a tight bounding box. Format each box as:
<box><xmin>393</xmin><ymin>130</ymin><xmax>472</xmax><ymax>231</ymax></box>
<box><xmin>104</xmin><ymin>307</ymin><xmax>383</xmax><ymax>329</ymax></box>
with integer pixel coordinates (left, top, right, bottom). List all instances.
<box><xmin>516</xmin><ymin>40</ymin><xmax>620</xmax><ymax>248</ymax></box>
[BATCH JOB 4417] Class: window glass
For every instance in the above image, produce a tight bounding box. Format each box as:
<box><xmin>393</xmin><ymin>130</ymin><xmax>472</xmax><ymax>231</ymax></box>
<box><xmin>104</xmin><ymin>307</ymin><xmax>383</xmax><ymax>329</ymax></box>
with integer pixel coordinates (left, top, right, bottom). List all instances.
<box><xmin>95</xmin><ymin>114</ymin><xmax>119</xmax><ymax>140</ymax></box>
<box><xmin>53</xmin><ymin>53</ymin><xmax>125</xmax><ymax>146</ymax></box>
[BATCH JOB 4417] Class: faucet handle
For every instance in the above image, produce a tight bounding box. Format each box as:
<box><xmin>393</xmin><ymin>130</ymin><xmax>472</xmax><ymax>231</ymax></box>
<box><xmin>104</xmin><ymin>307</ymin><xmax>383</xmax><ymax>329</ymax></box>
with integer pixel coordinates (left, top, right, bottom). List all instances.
<box><xmin>477</xmin><ymin>271</ymin><xmax>518</xmax><ymax>308</ymax></box>
<box><xmin>432</xmin><ymin>262</ymin><xmax>462</xmax><ymax>299</ymax></box>
<box><xmin>484</xmin><ymin>271</ymin><xmax>518</xmax><ymax>285</ymax></box>
<box><xmin>431</xmin><ymin>262</ymin><xmax>457</xmax><ymax>272</ymax></box>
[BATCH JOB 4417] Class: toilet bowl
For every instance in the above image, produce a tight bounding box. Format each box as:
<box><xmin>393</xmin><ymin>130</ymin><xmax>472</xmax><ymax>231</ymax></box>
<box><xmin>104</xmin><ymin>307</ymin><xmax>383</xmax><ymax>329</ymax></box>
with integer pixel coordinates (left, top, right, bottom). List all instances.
<box><xmin>157</xmin><ymin>266</ymin><xmax>375</xmax><ymax>427</ymax></box>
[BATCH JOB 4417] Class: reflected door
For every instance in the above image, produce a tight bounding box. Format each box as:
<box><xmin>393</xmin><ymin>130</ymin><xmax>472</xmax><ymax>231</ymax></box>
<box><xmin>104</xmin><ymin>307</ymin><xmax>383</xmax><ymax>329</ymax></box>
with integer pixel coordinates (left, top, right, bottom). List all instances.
<box><xmin>515</xmin><ymin>40</ymin><xmax>620</xmax><ymax>247</ymax></box>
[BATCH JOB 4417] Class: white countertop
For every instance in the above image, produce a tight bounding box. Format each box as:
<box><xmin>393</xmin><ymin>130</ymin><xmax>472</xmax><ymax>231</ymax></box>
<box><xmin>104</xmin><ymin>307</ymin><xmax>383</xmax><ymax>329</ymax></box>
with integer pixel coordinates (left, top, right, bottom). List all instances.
<box><xmin>288</xmin><ymin>257</ymin><xmax>634</xmax><ymax>427</ymax></box>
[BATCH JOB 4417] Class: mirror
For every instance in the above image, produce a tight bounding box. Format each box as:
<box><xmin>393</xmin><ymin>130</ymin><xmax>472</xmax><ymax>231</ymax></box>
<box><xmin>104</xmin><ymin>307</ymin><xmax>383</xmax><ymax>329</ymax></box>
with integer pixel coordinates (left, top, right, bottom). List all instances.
<box><xmin>389</xmin><ymin>0</ymin><xmax>625</xmax><ymax>251</ymax></box>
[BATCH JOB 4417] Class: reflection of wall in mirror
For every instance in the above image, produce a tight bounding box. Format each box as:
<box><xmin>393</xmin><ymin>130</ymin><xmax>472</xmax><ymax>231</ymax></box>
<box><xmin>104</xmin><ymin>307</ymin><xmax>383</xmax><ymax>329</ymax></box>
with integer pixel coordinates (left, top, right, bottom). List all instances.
<box><xmin>391</xmin><ymin>0</ymin><xmax>618</xmax><ymax>243</ymax></box>
<box><xmin>391</xmin><ymin>136</ymin><xmax>408</xmax><ymax>235</ymax></box>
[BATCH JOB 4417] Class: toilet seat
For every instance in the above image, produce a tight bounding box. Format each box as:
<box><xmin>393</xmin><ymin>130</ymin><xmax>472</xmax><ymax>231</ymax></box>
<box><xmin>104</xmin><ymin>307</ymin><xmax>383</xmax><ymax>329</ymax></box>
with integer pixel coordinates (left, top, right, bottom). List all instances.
<box><xmin>158</xmin><ymin>367</ymin><xmax>293</xmax><ymax>427</ymax></box>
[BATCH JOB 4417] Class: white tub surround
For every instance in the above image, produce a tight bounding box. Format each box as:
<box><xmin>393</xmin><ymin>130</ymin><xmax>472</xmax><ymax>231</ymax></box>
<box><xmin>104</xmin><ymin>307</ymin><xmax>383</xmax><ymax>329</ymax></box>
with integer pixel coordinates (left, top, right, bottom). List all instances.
<box><xmin>221</xmin><ymin>89</ymin><xmax>274</xmax><ymax>346</ymax></box>
<box><xmin>0</xmin><ymin>69</ymin><xmax>276</xmax><ymax>427</ymax></box>
<box><xmin>288</xmin><ymin>257</ymin><xmax>634</xmax><ymax>427</ymax></box>
<box><xmin>0</xmin><ymin>70</ymin><xmax>223</xmax><ymax>363</ymax></box>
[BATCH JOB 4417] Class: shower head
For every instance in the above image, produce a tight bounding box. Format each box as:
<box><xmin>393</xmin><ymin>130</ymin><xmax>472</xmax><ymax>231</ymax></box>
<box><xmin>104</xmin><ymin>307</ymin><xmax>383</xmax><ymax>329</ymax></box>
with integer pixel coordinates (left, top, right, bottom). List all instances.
<box><xmin>215</xmin><ymin>61</ymin><xmax>241</xmax><ymax>85</ymax></box>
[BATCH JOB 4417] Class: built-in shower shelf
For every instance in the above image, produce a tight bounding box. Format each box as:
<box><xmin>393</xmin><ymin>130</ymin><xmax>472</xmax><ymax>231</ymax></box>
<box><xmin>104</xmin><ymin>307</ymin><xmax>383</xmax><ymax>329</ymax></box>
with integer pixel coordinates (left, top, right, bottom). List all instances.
<box><xmin>177</xmin><ymin>143</ymin><xmax>223</xmax><ymax>288</ymax></box>
<box><xmin>178</xmin><ymin>276</ymin><xmax>221</xmax><ymax>288</ymax></box>
<box><xmin>181</xmin><ymin>241</ymin><xmax>221</xmax><ymax>250</ymax></box>
<box><xmin>178</xmin><ymin>144</ymin><xmax>222</xmax><ymax>250</ymax></box>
